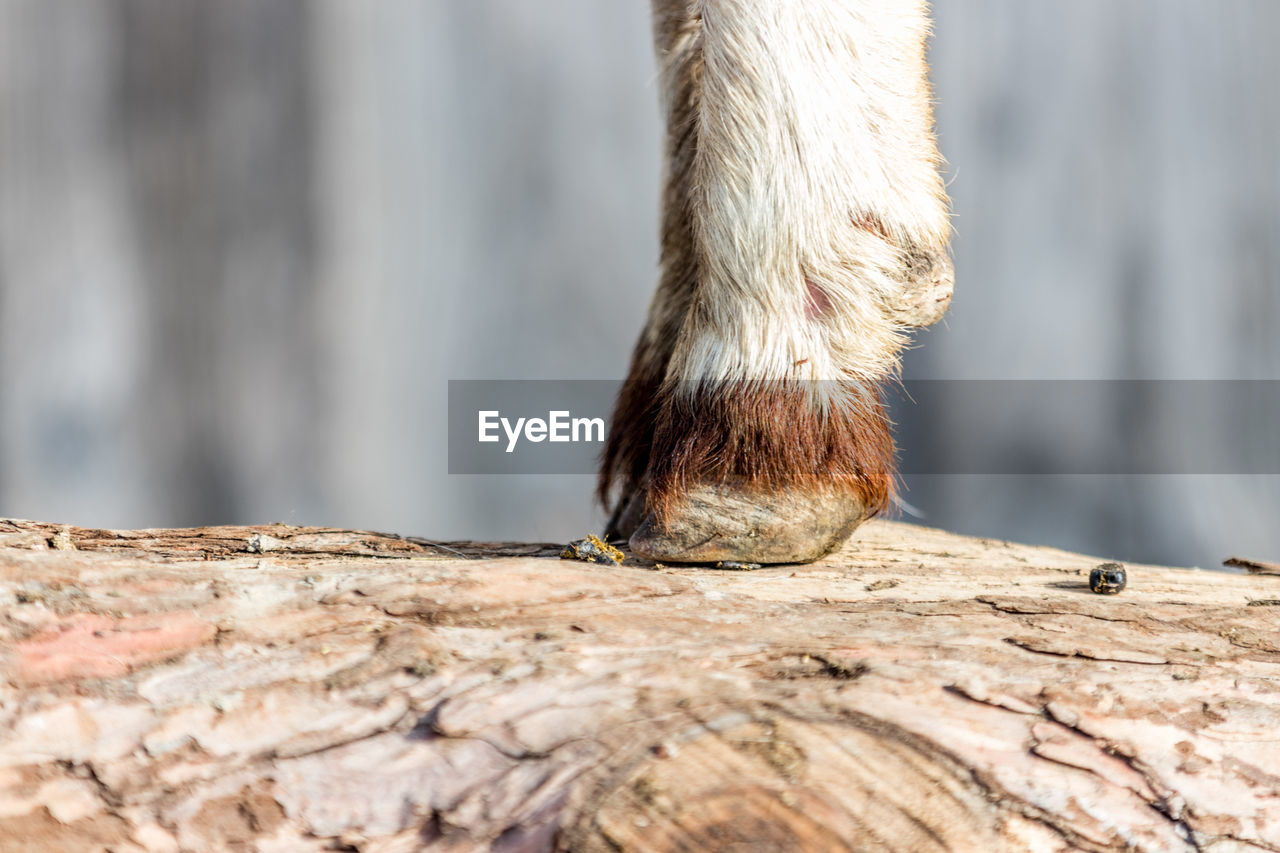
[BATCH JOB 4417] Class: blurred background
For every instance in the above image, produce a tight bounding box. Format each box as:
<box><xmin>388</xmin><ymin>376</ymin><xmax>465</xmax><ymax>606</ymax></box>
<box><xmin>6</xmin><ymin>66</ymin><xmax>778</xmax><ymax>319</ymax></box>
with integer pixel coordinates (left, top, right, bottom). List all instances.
<box><xmin>0</xmin><ymin>0</ymin><xmax>1276</xmax><ymax>569</ymax></box>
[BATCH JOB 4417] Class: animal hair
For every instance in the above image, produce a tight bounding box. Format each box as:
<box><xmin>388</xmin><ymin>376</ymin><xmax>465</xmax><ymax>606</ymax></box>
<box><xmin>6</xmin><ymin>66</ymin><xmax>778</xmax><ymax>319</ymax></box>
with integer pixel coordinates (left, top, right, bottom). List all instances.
<box><xmin>601</xmin><ymin>0</ymin><xmax>951</xmax><ymax>522</ymax></box>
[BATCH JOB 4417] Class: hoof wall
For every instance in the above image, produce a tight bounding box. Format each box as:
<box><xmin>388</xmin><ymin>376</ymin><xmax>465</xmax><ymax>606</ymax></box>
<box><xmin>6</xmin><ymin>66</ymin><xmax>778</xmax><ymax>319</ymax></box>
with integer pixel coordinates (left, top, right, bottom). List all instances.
<box><xmin>629</xmin><ymin>482</ymin><xmax>868</xmax><ymax>565</ymax></box>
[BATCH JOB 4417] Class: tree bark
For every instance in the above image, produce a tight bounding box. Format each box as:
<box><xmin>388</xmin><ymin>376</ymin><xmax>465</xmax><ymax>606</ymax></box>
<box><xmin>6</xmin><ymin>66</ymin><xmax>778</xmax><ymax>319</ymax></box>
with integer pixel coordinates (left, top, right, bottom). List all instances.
<box><xmin>2</xmin><ymin>517</ymin><xmax>1279</xmax><ymax>852</ymax></box>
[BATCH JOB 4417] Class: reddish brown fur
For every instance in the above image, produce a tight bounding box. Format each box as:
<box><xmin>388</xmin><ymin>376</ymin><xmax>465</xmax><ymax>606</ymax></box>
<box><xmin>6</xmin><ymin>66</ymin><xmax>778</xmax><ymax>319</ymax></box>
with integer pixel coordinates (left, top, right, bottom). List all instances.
<box><xmin>643</xmin><ymin>380</ymin><xmax>895</xmax><ymax>526</ymax></box>
<box><xmin>598</xmin><ymin>374</ymin><xmax>660</xmax><ymax>514</ymax></box>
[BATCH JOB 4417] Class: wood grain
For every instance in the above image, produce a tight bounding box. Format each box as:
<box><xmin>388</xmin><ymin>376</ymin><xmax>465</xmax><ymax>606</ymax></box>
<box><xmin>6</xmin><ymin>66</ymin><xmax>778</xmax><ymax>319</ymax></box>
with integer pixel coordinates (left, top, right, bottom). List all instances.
<box><xmin>2</xmin><ymin>518</ymin><xmax>1279</xmax><ymax>852</ymax></box>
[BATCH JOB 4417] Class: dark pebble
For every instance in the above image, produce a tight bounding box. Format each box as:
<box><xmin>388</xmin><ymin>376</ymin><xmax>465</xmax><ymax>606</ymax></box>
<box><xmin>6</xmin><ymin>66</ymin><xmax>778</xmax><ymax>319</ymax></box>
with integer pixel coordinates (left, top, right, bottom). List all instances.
<box><xmin>1090</xmin><ymin>562</ymin><xmax>1127</xmax><ymax>595</ymax></box>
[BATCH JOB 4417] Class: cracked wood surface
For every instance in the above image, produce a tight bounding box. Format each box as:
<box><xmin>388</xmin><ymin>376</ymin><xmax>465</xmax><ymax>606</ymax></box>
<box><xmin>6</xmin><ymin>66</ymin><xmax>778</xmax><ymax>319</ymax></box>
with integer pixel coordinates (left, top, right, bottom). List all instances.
<box><xmin>2</xmin><ymin>517</ymin><xmax>1279</xmax><ymax>852</ymax></box>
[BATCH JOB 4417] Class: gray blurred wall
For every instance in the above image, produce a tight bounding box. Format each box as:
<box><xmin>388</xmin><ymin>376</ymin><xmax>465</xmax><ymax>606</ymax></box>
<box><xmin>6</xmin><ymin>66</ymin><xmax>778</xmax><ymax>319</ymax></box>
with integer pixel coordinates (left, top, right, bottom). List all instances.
<box><xmin>917</xmin><ymin>1</ymin><xmax>1280</xmax><ymax>567</ymax></box>
<box><xmin>0</xmin><ymin>0</ymin><xmax>1275</xmax><ymax>569</ymax></box>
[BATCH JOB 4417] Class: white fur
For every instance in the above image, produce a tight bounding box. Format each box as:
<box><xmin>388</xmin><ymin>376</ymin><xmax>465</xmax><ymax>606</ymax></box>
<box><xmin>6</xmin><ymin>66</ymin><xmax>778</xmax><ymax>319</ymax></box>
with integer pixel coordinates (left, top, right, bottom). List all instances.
<box><xmin>658</xmin><ymin>0</ymin><xmax>950</xmax><ymax>392</ymax></box>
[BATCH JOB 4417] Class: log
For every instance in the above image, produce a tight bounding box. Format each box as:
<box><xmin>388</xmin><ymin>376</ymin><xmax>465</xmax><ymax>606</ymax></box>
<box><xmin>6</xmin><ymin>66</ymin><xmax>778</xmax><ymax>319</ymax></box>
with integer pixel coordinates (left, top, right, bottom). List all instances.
<box><xmin>2</xmin><ymin>517</ymin><xmax>1279</xmax><ymax>853</ymax></box>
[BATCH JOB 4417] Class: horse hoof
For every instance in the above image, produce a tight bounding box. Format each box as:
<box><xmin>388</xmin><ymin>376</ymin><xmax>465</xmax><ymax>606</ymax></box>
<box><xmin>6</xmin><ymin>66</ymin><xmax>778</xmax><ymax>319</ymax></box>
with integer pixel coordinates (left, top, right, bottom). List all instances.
<box><xmin>629</xmin><ymin>481</ymin><xmax>869</xmax><ymax>565</ymax></box>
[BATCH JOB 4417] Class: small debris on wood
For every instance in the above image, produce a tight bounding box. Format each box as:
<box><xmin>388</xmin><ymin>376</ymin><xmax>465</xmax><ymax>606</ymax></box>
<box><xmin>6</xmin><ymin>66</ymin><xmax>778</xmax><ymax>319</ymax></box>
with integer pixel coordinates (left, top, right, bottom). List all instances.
<box><xmin>651</xmin><ymin>742</ymin><xmax>678</xmax><ymax>759</ymax></box>
<box><xmin>1090</xmin><ymin>562</ymin><xmax>1128</xmax><ymax>595</ymax></box>
<box><xmin>246</xmin><ymin>533</ymin><xmax>285</xmax><ymax>554</ymax></box>
<box><xmin>561</xmin><ymin>535</ymin><xmax>624</xmax><ymax>565</ymax></box>
<box><xmin>714</xmin><ymin>560</ymin><xmax>763</xmax><ymax>571</ymax></box>
<box><xmin>1224</xmin><ymin>556</ymin><xmax>1280</xmax><ymax>576</ymax></box>
<box><xmin>866</xmin><ymin>579</ymin><xmax>900</xmax><ymax>592</ymax></box>
<box><xmin>50</xmin><ymin>526</ymin><xmax>76</xmax><ymax>551</ymax></box>
<box><xmin>807</xmin><ymin>653</ymin><xmax>869</xmax><ymax>680</ymax></box>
